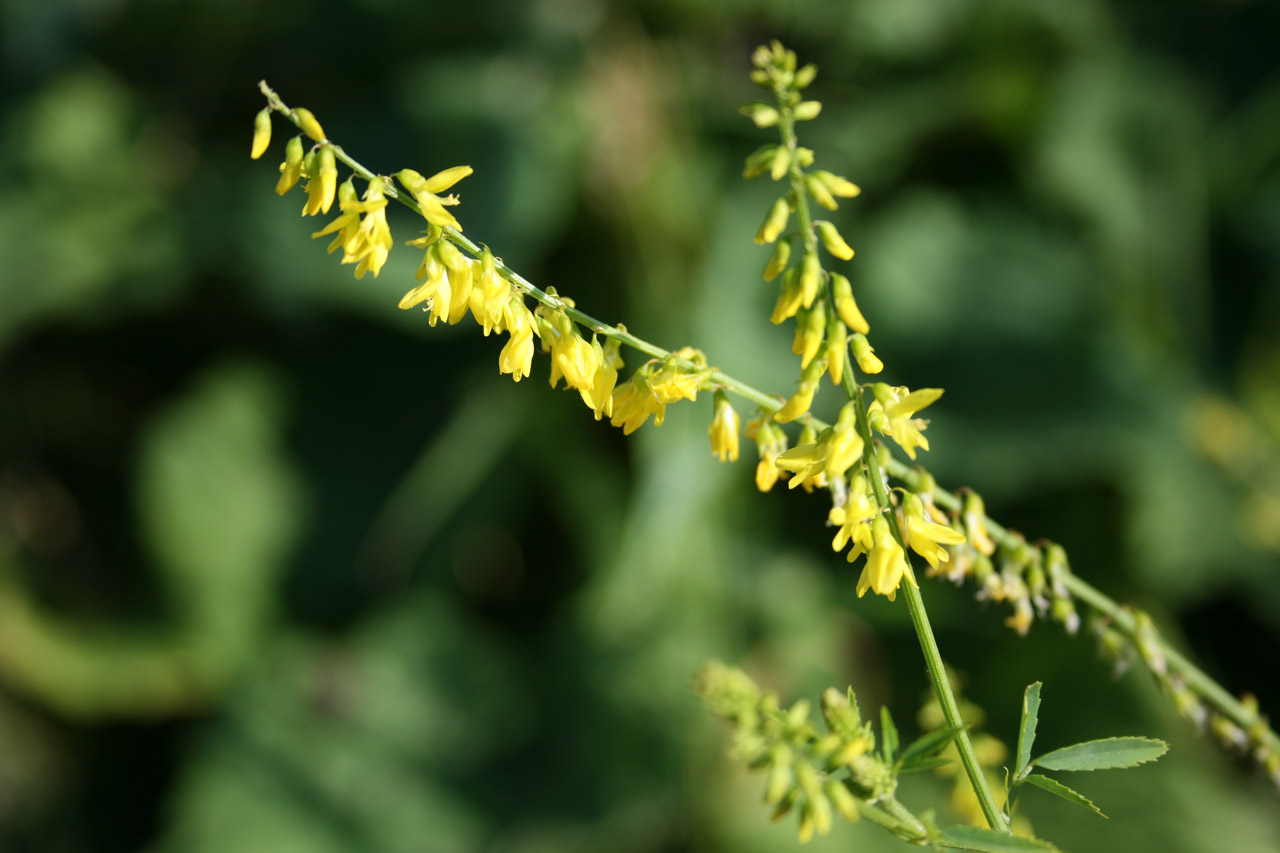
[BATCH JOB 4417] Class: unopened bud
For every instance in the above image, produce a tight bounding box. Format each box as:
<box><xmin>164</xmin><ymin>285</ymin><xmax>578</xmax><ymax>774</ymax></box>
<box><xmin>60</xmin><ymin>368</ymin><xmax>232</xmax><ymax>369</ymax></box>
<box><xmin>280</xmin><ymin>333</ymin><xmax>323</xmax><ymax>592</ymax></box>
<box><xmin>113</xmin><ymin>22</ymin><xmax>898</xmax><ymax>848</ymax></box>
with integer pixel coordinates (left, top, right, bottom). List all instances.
<box><xmin>251</xmin><ymin>108</ymin><xmax>272</xmax><ymax>159</ymax></box>
<box><xmin>293</xmin><ymin>107</ymin><xmax>326</xmax><ymax>142</ymax></box>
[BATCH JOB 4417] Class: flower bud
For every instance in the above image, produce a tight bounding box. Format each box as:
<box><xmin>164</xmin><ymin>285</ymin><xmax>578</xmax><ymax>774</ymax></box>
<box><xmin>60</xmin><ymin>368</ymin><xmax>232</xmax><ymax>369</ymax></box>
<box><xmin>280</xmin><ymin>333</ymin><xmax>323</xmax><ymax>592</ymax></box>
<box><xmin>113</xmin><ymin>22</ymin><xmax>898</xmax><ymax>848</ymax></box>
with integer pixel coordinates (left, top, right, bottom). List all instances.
<box><xmin>275</xmin><ymin>135</ymin><xmax>305</xmax><ymax>195</ymax></box>
<box><xmin>830</xmin><ymin>273</ymin><xmax>869</xmax><ymax>334</ymax></box>
<box><xmin>806</xmin><ymin>174</ymin><xmax>838</xmax><ymax>210</ymax></box>
<box><xmin>770</xmin><ymin>146</ymin><xmax>791</xmax><ymax>181</ymax></box>
<box><xmin>754</xmin><ymin>197</ymin><xmax>790</xmax><ymax>245</ymax></box>
<box><xmin>763</xmin><ymin>238</ymin><xmax>791</xmax><ymax>281</ymax></box>
<box><xmin>813</xmin><ymin>169</ymin><xmax>861</xmax><ymax>198</ymax></box>
<box><xmin>792</xmin><ymin>301</ymin><xmax>826</xmax><ymax>368</ymax></box>
<box><xmin>794</xmin><ymin>63</ymin><xmax>818</xmax><ymax>88</ymax></box>
<box><xmin>816</xmin><ymin>220</ymin><xmax>855</xmax><ymax>261</ymax></box>
<box><xmin>850</xmin><ymin>333</ymin><xmax>882</xmax><ymax>374</ymax></box>
<box><xmin>251</xmin><ymin>108</ymin><xmax>272</xmax><ymax>159</ymax></box>
<box><xmin>793</xmin><ymin>100</ymin><xmax>822</xmax><ymax>121</ymax></box>
<box><xmin>293</xmin><ymin>107</ymin><xmax>326</xmax><ymax>142</ymax></box>
<box><xmin>827</xmin><ymin>318</ymin><xmax>847</xmax><ymax>386</ymax></box>
<box><xmin>771</xmin><ymin>268</ymin><xmax>804</xmax><ymax>325</ymax></box>
<box><xmin>799</xmin><ymin>251</ymin><xmax>821</xmax><ymax>309</ymax></box>
<box><xmin>739</xmin><ymin>102</ymin><xmax>780</xmax><ymax>128</ymax></box>
<box><xmin>743</xmin><ymin>144</ymin><xmax>778</xmax><ymax>179</ymax></box>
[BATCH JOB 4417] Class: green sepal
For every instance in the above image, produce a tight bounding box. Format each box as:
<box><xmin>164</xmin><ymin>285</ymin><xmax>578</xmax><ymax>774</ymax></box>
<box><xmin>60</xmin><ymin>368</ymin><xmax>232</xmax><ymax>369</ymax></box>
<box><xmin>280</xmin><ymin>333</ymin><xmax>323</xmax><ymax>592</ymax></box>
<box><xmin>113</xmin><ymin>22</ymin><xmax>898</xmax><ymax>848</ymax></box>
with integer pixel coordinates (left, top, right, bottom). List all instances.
<box><xmin>1032</xmin><ymin>737</ymin><xmax>1168</xmax><ymax>772</ymax></box>
<box><xmin>1023</xmin><ymin>773</ymin><xmax>1106</xmax><ymax>818</ymax></box>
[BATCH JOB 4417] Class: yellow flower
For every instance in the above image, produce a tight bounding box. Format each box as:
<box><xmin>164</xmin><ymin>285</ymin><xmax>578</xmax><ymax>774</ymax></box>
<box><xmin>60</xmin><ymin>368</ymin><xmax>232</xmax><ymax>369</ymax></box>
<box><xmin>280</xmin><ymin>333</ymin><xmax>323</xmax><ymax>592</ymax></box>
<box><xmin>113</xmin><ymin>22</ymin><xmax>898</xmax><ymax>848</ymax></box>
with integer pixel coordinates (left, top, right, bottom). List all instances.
<box><xmin>435</xmin><ymin>240</ymin><xmax>475</xmax><ymax>324</ymax></box>
<box><xmin>708</xmin><ymin>391</ymin><xmax>741</xmax><ymax>462</ymax></box>
<box><xmin>397</xmin><ymin>166</ymin><xmax>473</xmax><ymax>231</ymax></box>
<box><xmin>868</xmin><ymin>383</ymin><xmax>943</xmax><ymax>459</ymax></box>
<box><xmin>498</xmin><ymin>296</ymin><xmax>536</xmax><ymax>381</ymax></box>
<box><xmin>580</xmin><ymin>335</ymin><xmax>622</xmax><ymax>420</ymax></box>
<box><xmin>823</xmin><ymin>402</ymin><xmax>863</xmax><ymax>480</ymax></box>
<box><xmin>397</xmin><ymin>243</ymin><xmax>451</xmax><ymax>325</ymax></box>
<box><xmin>251</xmin><ymin>108</ymin><xmax>272</xmax><ymax>159</ymax></box>
<box><xmin>470</xmin><ymin>247</ymin><xmax>510</xmax><ymax>335</ymax></box>
<box><xmin>902</xmin><ymin>492</ymin><xmax>966</xmax><ymax>568</ymax></box>
<box><xmin>301</xmin><ymin>146</ymin><xmax>337</xmax><ymax>216</ymax></box>
<box><xmin>311</xmin><ymin>179</ymin><xmax>359</xmax><ymax>254</ymax></box>
<box><xmin>311</xmin><ymin>177</ymin><xmax>392</xmax><ymax>278</ymax></box>
<box><xmin>775</xmin><ymin>422</ymin><xmax>826</xmax><ymax>489</ymax></box>
<box><xmin>750</xmin><ymin>418</ymin><xmax>788</xmax><ymax>492</ymax></box>
<box><xmin>856</xmin><ymin>515</ymin><xmax>913</xmax><ymax>601</ymax></box>
<box><xmin>610</xmin><ymin>364</ymin><xmax>663</xmax><ymax>434</ymax></box>
<box><xmin>829</xmin><ymin>474</ymin><xmax>877</xmax><ymax>556</ymax></box>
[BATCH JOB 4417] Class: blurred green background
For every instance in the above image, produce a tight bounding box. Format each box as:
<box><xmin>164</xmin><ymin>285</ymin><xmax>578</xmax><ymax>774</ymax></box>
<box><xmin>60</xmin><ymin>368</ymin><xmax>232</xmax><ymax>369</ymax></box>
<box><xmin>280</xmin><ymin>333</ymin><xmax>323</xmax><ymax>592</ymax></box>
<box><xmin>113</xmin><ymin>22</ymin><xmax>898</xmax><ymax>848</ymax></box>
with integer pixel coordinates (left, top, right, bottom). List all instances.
<box><xmin>1</xmin><ymin>0</ymin><xmax>1278</xmax><ymax>850</ymax></box>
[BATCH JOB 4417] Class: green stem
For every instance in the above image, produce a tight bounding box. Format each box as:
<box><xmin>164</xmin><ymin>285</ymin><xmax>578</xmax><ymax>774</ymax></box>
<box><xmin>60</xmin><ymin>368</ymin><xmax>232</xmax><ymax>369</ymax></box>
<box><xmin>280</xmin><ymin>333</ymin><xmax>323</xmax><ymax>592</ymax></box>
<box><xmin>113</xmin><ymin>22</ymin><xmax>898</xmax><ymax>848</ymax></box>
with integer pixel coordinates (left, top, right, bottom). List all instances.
<box><xmin>258</xmin><ymin>80</ymin><xmax>1279</xmax><ymax>775</ymax></box>
<box><xmin>774</xmin><ymin>90</ymin><xmax>1010</xmax><ymax>831</ymax></box>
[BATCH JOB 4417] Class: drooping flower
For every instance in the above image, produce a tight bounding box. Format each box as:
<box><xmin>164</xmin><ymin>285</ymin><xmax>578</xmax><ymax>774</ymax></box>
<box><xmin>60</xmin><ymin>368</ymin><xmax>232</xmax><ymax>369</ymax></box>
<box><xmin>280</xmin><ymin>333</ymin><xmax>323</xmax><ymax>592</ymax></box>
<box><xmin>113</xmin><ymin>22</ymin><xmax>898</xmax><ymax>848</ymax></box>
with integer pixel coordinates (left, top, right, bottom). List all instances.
<box><xmin>301</xmin><ymin>146</ymin><xmax>338</xmax><ymax>216</ymax></box>
<box><xmin>856</xmin><ymin>515</ymin><xmax>913</xmax><ymax>601</ymax></box>
<box><xmin>829</xmin><ymin>474</ymin><xmax>877</xmax><ymax>556</ymax></box>
<box><xmin>498</xmin><ymin>296</ymin><xmax>536</xmax><ymax>381</ymax></box>
<box><xmin>708</xmin><ymin>390</ymin><xmax>741</xmax><ymax>462</ymax></box>
<box><xmin>902</xmin><ymin>491</ymin><xmax>966</xmax><ymax>568</ymax></box>
<box><xmin>397</xmin><ymin>166</ymin><xmax>473</xmax><ymax>231</ymax></box>
<box><xmin>580</xmin><ymin>335</ymin><xmax>623</xmax><ymax>420</ymax></box>
<box><xmin>397</xmin><ymin>243</ymin><xmax>451</xmax><ymax>325</ymax></box>
<box><xmin>470</xmin><ymin>247</ymin><xmax>511</xmax><ymax>335</ymax></box>
<box><xmin>311</xmin><ymin>177</ymin><xmax>393</xmax><ymax>278</ymax></box>
<box><xmin>775</xmin><ymin>421</ymin><xmax>826</xmax><ymax>490</ymax></box>
<box><xmin>749</xmin><ymin>417</ymin><xmax>788</xmax><ymax>492</ymax></box>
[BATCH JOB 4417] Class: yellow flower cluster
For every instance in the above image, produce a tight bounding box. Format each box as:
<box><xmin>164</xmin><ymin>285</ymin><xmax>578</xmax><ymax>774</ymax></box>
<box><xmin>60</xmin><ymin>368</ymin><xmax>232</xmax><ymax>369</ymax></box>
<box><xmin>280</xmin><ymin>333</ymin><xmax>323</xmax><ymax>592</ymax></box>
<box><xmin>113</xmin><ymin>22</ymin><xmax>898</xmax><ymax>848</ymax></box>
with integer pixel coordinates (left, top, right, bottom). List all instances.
<box><xmin>610</xmin><ymin>349</ymin><xmax>712</xmax><ymax>435</ymax></box>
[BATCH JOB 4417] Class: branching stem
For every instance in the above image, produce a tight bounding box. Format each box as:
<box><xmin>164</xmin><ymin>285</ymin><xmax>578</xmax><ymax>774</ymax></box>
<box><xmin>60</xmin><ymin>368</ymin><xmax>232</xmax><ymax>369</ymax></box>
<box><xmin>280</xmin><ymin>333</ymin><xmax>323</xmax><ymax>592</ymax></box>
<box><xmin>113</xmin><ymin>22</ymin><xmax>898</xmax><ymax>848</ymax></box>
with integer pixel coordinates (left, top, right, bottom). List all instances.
<box><xmin>258</xmin><ymin>79</ymin><xmax>1280</xmax><ymax>791</ymax></box>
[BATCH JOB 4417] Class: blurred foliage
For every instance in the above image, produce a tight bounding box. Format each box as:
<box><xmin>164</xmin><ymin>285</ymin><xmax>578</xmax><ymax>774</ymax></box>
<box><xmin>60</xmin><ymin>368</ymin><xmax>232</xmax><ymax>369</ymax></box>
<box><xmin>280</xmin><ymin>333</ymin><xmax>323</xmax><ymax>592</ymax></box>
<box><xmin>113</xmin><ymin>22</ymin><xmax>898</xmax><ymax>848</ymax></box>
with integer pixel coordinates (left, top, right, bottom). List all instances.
<box><xmin>0</xmin><ymin>0</ymin><xmax>1278</xmax><ymax>851</ymax></box>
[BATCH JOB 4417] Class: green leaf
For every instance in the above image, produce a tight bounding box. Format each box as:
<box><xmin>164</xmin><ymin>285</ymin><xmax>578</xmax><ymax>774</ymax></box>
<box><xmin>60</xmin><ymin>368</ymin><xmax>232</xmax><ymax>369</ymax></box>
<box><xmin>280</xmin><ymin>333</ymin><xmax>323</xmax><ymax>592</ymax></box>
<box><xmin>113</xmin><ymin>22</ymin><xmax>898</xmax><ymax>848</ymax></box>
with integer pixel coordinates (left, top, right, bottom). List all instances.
<box><xmin>1032</xmin><ymin>737</ymin><xmax>1168</xmax><ymax>772</ymax></box>
<box><xmin>899</xmin><ymin>725</ymin><xmax>957</xmax><ymax>770</ymax></box>
<box><xmin>880</xmin><ymin>706</ymin><xmax>899</xmax><ymax>765</ymax></box>
<box><xmin>1024</xmin><ymin>774</ymin><xmax>1106</xmax><ymax>818</ymax></box>
<box><xmin>937</xmin><ymin>825</ymin><xmax>1059</xmax><ymax>852</ymax></box>
<box><xmin>898</xmin><ymin>755</ymin><xmax>953</xmax><ymax>774</ymax></box>
<box><xmin>1015</xmin><ymin>682</ymin><xmax>1041</xmax><ymax>778</ymax></box>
